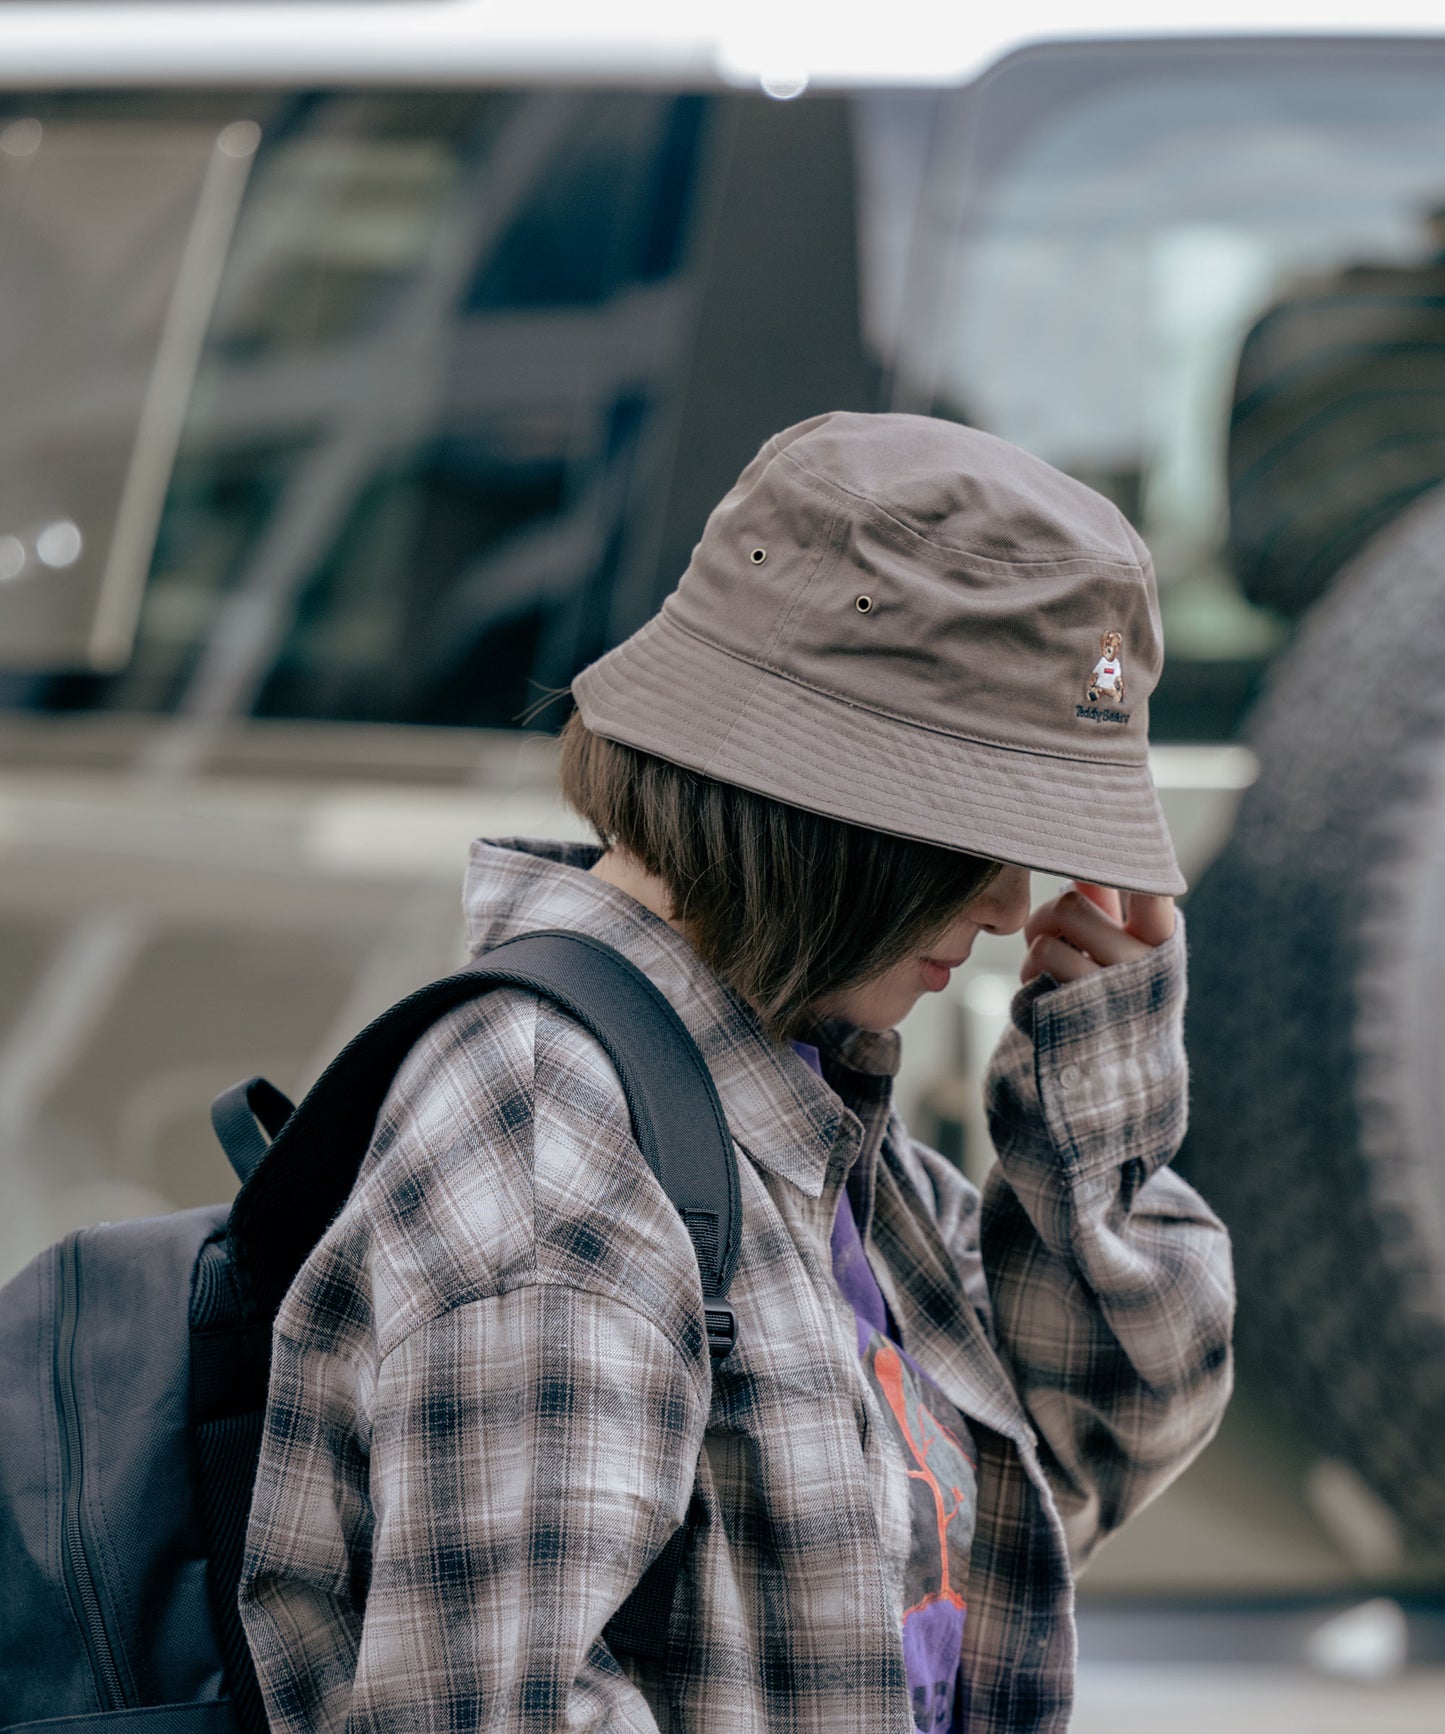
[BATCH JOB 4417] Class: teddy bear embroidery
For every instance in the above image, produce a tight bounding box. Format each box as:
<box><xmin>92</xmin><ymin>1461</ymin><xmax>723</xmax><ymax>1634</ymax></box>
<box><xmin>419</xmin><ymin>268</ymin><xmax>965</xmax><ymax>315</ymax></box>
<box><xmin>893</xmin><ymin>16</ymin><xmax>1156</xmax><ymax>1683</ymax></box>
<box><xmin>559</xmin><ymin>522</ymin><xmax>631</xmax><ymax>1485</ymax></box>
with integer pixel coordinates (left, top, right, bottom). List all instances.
<box><xmin>1077</xmin><ymin>630</ymin><xmax>1130</xmax><ymax>724</ymax></box>
<box><xmin>1087</xmin><ymin>630</ymin><xmax>1125</xmax><ymax>704</ymax></box>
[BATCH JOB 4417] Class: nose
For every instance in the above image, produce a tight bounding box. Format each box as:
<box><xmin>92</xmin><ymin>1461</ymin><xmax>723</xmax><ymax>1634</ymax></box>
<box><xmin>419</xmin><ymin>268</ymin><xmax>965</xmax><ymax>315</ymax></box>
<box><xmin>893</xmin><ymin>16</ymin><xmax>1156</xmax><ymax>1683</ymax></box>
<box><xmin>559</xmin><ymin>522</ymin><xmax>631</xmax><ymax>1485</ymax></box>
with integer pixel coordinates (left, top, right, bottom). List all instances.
<box><xmin>972</xmin><ymin>864</ymin><xmax>1031</xmax><ymax>936</ymax></box>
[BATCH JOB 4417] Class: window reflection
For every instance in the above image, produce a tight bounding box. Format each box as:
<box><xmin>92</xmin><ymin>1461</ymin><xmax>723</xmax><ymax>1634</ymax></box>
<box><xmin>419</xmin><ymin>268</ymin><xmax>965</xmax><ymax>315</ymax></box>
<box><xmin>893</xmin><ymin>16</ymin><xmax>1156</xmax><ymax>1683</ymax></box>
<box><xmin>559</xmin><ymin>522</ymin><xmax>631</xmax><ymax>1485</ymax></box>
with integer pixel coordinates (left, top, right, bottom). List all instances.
<box><xmin>898</xmin><ymin>55</ymin><xmax>1445</xmax><ymax>735</ymax></box>
<box><xmin>0</xmin><ymin>90</ymin><xmax>714</xmax><ymax>727</ymax></box>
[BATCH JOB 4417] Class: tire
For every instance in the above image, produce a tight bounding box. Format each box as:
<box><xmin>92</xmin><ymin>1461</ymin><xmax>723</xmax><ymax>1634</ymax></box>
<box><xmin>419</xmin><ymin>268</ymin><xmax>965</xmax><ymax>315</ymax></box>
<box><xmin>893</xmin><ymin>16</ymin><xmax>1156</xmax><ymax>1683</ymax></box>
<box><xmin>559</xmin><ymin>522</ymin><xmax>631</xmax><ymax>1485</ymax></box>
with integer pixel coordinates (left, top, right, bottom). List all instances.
<box><xmin>1180</xmin><ymin>480</ymin><xmax>1445</xmax><ymax>1545</ymax></box>
<box><xmin>1227</xmin><ymin>259</ymin><xmax>1445</xmax><ymax>619</ymax></box>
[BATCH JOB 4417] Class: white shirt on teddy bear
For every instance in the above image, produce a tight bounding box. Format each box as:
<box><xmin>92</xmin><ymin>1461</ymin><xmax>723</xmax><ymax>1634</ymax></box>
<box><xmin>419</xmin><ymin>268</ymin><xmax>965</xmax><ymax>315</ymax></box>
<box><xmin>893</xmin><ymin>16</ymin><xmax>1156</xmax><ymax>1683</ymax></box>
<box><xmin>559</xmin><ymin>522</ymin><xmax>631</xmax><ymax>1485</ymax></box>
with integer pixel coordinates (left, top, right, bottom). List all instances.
<box><xmin>1092</xmin><ymin>657</ymin><xmax>1121</xmax><ymax>690</ymax></box>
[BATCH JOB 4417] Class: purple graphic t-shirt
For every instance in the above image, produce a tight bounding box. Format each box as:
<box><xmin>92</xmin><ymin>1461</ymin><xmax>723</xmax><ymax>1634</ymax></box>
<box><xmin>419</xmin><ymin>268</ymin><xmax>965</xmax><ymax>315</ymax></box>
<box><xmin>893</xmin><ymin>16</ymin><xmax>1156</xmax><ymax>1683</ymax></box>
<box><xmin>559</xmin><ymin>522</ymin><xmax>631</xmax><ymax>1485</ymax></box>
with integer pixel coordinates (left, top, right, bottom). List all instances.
<box><xmin>792</xmin><ymin>1040</ymin><xmax>977</xmax><ymax>1734</ymax></box>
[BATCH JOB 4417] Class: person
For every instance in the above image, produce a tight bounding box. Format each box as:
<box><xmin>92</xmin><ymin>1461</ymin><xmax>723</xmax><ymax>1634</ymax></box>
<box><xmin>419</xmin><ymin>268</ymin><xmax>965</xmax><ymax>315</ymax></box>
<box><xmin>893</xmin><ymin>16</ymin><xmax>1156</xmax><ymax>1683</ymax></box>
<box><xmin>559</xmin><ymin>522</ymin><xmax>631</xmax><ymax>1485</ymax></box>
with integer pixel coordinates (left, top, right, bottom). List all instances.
<box><xmin>238</xmin><ymin>411</ymin><xmax>1234</xmax><ymax>1733</ymax></box>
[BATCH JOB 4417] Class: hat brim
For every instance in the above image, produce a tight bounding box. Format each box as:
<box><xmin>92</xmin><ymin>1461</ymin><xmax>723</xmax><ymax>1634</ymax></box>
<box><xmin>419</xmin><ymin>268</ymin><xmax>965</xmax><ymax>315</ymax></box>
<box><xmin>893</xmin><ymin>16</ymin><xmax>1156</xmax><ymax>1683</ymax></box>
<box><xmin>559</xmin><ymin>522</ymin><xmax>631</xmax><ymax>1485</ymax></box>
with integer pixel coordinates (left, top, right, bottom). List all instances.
<box><xmin>572</xmin><ymin>611</ymin><xmax>1187</xmax><ymax>897</ymax></box>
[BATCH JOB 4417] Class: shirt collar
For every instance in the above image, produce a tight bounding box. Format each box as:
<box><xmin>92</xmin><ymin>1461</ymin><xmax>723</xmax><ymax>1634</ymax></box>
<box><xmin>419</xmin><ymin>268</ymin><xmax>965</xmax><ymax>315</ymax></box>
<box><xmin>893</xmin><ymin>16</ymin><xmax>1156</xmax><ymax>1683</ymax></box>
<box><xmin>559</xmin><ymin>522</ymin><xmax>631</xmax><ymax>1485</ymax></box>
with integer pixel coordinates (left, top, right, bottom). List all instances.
<box><xmin>463</xmin><ymin>837</ymin><xmax>898</xmax><ymax>1198</ymax></box>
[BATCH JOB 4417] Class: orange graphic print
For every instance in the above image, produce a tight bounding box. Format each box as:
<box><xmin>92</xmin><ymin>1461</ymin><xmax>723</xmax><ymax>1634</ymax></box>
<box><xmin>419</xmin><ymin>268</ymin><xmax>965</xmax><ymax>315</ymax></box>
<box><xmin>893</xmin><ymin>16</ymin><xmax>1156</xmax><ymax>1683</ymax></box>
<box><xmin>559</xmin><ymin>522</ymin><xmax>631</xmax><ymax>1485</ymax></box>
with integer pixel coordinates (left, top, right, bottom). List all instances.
<box><xmin>872</xmin><ymin>1341</ymin><xmax>973</xmax><ymax>1619</ymax></box>
<box><xmin>817</xmin><ymin>1156</ymin><xmax>976</xmax><ymax>1730</ymax></box>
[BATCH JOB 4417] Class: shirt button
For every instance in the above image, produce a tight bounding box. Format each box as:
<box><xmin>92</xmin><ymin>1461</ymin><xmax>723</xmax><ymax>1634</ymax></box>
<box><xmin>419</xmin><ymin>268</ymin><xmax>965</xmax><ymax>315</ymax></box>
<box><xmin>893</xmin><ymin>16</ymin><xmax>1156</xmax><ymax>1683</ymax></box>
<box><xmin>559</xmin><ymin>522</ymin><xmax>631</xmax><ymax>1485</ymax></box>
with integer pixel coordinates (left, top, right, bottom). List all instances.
<box><xmin>1058</xmin><ymin>1063</ymin><xmax>1083</xmax><ymax>1089</ymax></box>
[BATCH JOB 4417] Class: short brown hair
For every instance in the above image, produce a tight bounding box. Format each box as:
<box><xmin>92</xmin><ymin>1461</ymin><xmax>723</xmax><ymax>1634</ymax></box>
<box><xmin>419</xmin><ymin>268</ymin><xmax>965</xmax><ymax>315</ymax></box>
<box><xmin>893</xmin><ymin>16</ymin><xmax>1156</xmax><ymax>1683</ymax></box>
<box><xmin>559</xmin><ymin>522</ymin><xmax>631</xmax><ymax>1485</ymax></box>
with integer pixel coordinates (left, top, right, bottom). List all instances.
<box><xmin>558</xmin><ymin>713</ymin><xmax>1000</xmax><ymax>1042</ymax></box>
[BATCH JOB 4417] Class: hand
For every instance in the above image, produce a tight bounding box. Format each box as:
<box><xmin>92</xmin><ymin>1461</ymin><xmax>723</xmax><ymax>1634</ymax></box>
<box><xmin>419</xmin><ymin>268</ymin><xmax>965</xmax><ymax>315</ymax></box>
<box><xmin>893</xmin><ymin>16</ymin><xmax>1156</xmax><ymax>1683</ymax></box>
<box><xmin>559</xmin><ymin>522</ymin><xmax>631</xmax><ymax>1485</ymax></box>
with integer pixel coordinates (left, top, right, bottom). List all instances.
<box><xmin>1020</xmin><ymin>881</ymin><xmax>1176</xmax><ymax>986</ymax></box>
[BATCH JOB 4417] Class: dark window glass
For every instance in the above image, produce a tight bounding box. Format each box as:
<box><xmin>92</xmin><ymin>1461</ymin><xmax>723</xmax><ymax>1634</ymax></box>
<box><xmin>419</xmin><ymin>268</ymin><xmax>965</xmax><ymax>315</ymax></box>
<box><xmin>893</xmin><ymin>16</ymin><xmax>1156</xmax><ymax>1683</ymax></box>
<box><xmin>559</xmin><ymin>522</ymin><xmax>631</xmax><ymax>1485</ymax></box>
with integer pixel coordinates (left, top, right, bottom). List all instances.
<box><xmin>0</xmin><ymin>88</ymin><xmax>715</xmax><ymax>725</ymax></box>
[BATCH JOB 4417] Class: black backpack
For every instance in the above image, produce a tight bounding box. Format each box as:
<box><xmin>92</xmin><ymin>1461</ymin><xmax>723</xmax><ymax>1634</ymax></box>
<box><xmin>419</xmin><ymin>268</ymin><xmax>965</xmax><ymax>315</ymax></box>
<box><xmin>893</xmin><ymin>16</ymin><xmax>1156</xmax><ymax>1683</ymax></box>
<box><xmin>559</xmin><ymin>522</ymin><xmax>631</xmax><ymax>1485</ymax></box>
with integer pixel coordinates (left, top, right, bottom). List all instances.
<box><xmin>0</xmin><ymin>930</ymin><xmax>742</xmax><ymax>1734</ymax></box>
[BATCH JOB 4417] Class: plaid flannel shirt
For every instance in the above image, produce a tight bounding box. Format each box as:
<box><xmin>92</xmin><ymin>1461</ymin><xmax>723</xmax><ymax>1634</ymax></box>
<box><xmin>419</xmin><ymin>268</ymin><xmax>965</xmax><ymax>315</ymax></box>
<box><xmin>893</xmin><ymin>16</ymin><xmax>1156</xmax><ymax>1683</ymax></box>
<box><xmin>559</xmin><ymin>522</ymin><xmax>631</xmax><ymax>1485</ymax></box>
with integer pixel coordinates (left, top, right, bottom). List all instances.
<box><xmin>239</xmin><ymin>837</ymin><xmax>1234</xmax><ymax>1733</ymax></box>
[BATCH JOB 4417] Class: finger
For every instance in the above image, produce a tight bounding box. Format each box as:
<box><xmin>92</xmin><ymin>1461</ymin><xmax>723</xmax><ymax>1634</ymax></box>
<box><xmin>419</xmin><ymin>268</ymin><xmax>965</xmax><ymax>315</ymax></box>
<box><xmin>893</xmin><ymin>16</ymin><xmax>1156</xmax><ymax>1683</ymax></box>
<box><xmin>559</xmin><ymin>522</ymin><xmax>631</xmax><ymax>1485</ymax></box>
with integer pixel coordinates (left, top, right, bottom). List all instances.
<box><xmin>1071</xmin><ymin>880</ymin><xmax>1124</xmax><ymax>923</ymax></box>
<box><xmin>1123</xmin><ymin>894</ymin><xmax>1176</xmax><ymax>947</ymax></box>
<box><xmin>1026</xmin><ymin>887</ymin><xmax>1150</xmax><ymax>967</ymax></box>
<box><xmin>1023</xmin><ymin>893</ymin><xmax>1082</xmax><ymax>949</ymax></box>
<box><xmin>1024</xmin><ymin>890</ymin><xmax>1100</xmax><ymax>947</ymax></box>
<box><xmin>1020</xmin><ymin>932</ymin><xmax>1099</xmax><ymax>986</ymax></box>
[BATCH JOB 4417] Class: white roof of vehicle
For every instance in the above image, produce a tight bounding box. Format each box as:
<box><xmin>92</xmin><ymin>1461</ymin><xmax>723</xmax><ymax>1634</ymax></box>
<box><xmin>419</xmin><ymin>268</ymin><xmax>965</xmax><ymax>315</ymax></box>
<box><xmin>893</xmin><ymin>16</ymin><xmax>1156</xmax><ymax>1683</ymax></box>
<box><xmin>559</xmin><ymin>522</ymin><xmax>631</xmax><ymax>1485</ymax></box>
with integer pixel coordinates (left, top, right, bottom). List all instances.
<box><xmin>0</xmin><ymin>1</ymin><xmax>1443</xmax><ymax>88</ymax></box>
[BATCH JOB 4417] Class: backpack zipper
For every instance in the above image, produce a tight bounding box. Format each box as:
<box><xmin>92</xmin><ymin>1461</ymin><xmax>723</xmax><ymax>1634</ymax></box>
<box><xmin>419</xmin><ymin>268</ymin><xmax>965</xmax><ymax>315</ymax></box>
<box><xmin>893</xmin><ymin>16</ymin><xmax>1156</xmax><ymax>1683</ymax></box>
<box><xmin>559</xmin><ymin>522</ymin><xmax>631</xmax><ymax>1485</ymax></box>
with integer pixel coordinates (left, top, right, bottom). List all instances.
<box><xmin>53</xmin><ymin>1232</ymin><xmax>129</xmax><ymax>1712</ymax></box>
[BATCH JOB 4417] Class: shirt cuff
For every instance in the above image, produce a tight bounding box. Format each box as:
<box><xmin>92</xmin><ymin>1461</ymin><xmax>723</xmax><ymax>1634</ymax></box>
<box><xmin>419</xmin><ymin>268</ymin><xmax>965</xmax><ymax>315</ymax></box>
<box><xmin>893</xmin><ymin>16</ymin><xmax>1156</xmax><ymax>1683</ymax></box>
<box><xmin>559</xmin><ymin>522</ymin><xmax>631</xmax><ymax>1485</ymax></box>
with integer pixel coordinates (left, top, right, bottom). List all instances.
<box><xmin>1009</xmin><ymin>912</ymin><xmax>1189</xmax><ymax>1181</ymax></box>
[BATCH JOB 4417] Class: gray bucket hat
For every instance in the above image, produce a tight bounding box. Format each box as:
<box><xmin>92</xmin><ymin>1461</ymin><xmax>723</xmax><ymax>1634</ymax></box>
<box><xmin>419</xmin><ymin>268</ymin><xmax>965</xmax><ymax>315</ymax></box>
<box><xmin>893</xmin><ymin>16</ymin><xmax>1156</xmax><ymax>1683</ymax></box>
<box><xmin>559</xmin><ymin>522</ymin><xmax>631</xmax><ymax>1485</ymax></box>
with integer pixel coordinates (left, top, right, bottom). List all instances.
<box><xmin>572</xmin><ymin>410</ymin><xmax>1185</xmax><ymax>896</ymax></box>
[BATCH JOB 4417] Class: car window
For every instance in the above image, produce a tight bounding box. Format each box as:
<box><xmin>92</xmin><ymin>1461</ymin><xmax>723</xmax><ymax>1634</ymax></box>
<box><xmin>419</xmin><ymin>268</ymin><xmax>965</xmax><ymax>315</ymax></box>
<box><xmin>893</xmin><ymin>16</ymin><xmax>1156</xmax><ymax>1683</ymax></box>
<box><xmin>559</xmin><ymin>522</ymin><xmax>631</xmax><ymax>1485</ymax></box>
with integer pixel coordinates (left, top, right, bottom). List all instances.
<box><xmin>896</xmin><ymin>43</ymin><xmax>1445</xmax><ymax>737</ymax></box>
<box><xmin>0</xmin><ymin>112</ymin><xmax>252</xmax><ymax>672</ymax></box>
<box><xmin>0</xmin><ymin>89</ymin><xmax>714</xmax><ymax>729</ymax></box>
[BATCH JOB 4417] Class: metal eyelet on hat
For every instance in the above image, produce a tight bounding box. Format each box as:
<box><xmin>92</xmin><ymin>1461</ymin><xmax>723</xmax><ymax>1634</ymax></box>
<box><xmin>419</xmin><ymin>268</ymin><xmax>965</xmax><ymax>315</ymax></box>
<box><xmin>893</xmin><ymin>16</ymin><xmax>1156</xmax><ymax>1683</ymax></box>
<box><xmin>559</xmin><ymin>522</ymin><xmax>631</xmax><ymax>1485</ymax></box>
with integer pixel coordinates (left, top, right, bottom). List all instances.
<box><xmin>854</xmin><ymin>595</ymin><xmax>873</xmax><ymax>614</ymax></box>
<box><xmin>750</xmin><ymin>547</ymin><xmax>767</xmax><ymax>564</ymax></box>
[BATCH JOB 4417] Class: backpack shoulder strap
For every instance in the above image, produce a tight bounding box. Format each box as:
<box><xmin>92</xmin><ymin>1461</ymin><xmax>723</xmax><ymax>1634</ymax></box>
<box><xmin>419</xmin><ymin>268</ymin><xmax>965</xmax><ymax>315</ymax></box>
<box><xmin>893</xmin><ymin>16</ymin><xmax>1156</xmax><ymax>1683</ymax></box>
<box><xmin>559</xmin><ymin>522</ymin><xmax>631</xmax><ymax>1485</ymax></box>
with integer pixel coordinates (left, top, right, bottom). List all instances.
<box><xmin>224</xmin><ymin>929</ymin><xmax>742</xmax><ymax>1348</ymax></box>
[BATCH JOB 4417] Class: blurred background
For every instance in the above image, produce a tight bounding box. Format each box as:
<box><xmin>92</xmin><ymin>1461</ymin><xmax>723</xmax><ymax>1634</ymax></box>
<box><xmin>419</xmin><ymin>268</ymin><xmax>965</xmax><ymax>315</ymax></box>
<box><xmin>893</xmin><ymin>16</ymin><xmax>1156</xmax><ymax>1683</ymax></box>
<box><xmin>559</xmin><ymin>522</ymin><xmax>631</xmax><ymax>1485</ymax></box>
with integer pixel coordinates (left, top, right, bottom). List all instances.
<box><xmin>3</xmin><ymin>6</ymin><xmax>1445</xmax><ymax>1726</ymax></box>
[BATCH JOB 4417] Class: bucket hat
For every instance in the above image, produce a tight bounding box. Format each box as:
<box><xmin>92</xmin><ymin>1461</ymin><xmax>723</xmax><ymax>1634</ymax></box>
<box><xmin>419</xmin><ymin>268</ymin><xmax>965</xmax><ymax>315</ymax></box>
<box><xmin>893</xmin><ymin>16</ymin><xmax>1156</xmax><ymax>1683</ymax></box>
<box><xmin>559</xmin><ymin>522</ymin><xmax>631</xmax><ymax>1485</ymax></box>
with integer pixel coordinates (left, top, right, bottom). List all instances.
<box><xmin>571</xmin><ymin>410</ymin><xmax>1185</xmax><ymax>896</ymax></box>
